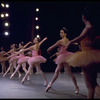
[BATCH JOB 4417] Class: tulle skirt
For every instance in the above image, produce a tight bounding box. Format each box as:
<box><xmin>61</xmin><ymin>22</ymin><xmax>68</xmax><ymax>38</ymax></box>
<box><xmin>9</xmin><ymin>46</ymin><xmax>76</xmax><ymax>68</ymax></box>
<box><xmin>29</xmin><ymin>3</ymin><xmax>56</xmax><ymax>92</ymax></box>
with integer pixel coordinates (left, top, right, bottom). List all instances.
<box><xmin>28</xmin><ymin>56</ymin><xmax>46</xmax><ymax>65</ymax></box>
<box><xmin>9</xmin><ymin>56</ymin><xmax>19</xmax><ymax>63</ymax></box>
<box><xmin>66</xmin><ymin>50</ymin><xmax>100</xmax><ymax>67</ymax></box>
<box><xmin>18</xmin><ymin>56</ymin><xmax>31</xmax><ymax>64</ymax></box>
<box><xmin>55</xmin><ymin>52</ymin><xmax>73</xmax><ymax>64</ymax></box>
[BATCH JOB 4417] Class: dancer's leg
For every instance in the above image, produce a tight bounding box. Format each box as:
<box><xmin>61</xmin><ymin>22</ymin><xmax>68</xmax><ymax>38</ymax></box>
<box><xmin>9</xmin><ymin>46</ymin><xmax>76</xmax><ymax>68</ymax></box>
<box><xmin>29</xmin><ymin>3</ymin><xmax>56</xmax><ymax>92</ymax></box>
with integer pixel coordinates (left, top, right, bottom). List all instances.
<box><xmin>22</xmin><ymin>63</ymin><xmax>30</xmax><ymax>80</ymax></box>
<box><xmin>35</xmin><ymin>63</ymin><xmax>48</xmax><ymax>86</ymax></box>
<box><xmin>3</xmin><ymin>63</ymin><xmax>12</xmax><ymax>77</ymax></box>
<box><xmin>45</xmin><ymin>63</ymin><xmax>63</xmax><ymax>92</ymax></box>
<box><xmin>21</xmin><ymin>65</ymin><xmax>33</xmax><ymax>84</ymax></box>
<box><xmin>10</xmin><ymin>64</ymin><xmax>21</xmax><ymax>79</ymax></box>
<box><xmin>63</xmin><ymin>62</ymin><xmax>79</xmax><ymax>94</ymax></box>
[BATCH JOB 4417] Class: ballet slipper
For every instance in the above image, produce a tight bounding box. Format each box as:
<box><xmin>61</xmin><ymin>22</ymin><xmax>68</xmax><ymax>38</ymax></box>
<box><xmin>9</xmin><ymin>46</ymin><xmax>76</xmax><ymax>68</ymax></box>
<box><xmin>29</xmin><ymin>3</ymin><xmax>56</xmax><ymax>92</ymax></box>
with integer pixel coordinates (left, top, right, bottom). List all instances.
<box><xmin>19</xmin><ymin>74</ymin><xmax>21</xmax><ymax>78</ymax></box>
<box><xmin>75</xmin><ymin>86</ymin><xmax>79</xmax><ymax>94</ymax></box>
<box><xmin>21</xmin><ymin>78</ymin><xmax>25</xmax><ymax>84</ymax></box>
<box><xmin>10</xmin><ymin>74</ymin><xmax>14</xmax><ymax>79</ymax></box>
<box><xmin>45</xmin><ymin>83</ymin><xmax>52</xmax><ymax>92</ymax></box>
<box><xmin>44</xmin><ymin>81</ymin><xmax>48</xmax><ymax>87</ymax></box>
<box><xmin>3</xmin><ymin>74</ymin><xmax>6</xmax><ymax>77</ymax></box>
<box><xmin>27</xmin><ymin>76</ymin><xmax>30</xmax><ymax>80</ymax></box>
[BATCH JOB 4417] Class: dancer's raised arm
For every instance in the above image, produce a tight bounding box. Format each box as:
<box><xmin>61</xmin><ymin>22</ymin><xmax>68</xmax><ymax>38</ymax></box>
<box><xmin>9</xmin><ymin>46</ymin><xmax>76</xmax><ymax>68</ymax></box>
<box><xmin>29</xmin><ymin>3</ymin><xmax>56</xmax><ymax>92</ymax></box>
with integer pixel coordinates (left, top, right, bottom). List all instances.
<box><xmin>38</xmin><ymin>37</ymin><xmax>48</xmax><ymax>46</ymax></box>
<box><xmin>4</xmin><ymin>49</ymin><xmax>13</xmax><ymax>56</ymax></box>
<box><xmin>23</xmin><ymin>41</ymin><xmax>32</xmax><ymax>49</ymax></box>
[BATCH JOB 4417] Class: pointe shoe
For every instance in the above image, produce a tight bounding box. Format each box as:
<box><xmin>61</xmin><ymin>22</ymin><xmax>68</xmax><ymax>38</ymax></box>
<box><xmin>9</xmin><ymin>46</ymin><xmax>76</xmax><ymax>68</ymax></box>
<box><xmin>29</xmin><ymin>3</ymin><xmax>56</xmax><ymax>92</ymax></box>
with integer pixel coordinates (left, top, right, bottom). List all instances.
<box><xmin>3</xmin><ymin>74</ymin><xmax>6</xmax><ymax>77</ymax></box>
<box><xmin>27</xmin><ymin>76</ymin><xmax>30</xmax><ymax>80</ymax></box>
<box><xmin>75</xmin><ymin>87</ymin><xmax>79</xmax><ymax>94</ymax></box>
<box><xmin>21</xmin><ymin>80</ymin><xmax>24</xmax><ymax>84</ymax></box>
<box><xmin>10</xmin><ymin>74</ymin><xmax>14</xmax><ymax>79</ymax></box>
<box><xmin>44</xmin><ymin>82</ymin><xmax>48</xmax><ymax>87</ymax></box>
<box><xmin>21</xmin><ymin>79</ymin><xmax>25</xmax><ymax>84</ymax></box>
<box><xmin>45</xmin><ymin>84</ymin><xmax>52</xmax><ymax>92</ymax></box>
<box><xmin>19</xmin><ymin>74</ymin><xmax>21</xmax><ymax>78</ymax></box>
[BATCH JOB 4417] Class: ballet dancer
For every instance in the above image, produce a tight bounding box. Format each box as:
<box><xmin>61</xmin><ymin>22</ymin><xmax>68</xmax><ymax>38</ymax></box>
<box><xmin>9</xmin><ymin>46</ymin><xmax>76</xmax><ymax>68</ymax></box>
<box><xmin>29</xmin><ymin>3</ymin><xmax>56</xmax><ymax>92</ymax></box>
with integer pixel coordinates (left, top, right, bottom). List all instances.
<box><xmin>65</xmin><ymin>7</ymin><xmax>100</xmax><ymax>98</ymax></box>
<box><xmin>20</xmin><ymin>37</ymin><xmax>48</xmax><ymax>87</ymax></box>
<box><xmin>3</xmin><ymin>44</ymin><xmax>21</xmax><ymax>77</ymax></box>
<box><xmin>9</xmin><ymin>41</ymin><xmax>32</xmax><ymax>79</ymax></box>
<box><xmin>45</xmin><ymin>27</ymin><xmax>79</xmax><ymax>94</ymax></box>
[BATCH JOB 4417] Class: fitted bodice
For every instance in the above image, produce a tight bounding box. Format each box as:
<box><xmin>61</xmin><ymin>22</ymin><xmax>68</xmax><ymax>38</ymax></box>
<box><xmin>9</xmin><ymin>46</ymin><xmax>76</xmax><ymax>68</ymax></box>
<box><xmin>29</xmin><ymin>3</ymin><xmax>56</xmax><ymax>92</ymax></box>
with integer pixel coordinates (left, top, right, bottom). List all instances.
<box><xmin>58</xmin><ymin>45</ymin><xmax>67</xmax><ymax>54</ymax></box>
<box><xmin>80</xmin><ymin>29</ymin><xmax>95</xmax><ymax>51</ymax></box>
<box><xmin>32</xmin><ymin>50</ymin><xmax>38</xmax><ymax>57</ymax></box>
<box><xmin>19</xmin><ymin>49</ymin><xmax>24</xmax><ymax>57</ymax></box>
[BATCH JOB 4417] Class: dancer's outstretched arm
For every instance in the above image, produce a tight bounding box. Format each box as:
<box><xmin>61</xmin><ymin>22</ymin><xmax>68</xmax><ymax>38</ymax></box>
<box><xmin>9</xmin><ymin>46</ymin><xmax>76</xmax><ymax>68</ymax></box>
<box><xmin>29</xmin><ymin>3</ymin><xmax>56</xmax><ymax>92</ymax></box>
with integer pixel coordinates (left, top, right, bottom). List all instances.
<box><xmin>39</xmin><ymin>37</ymin><xmax>48</xmax><ymax>46</ymax></box>
<box><xmin>47</xmin><ymin>40</ymin><xmax>61</xmax><ymax>54</ymax></box>
<box><xmin>4</xmin><ymin>49</ymin><xmax>13</xmax><ymax>56</ymax></box>
<box><xmin>49</xmin><ymin>52</ymin><xmax>59</xmax><ymax>59</ymax></box>
<box><xmin>16</xmin><ymin>41</ymin><xmax>32</xmax><ymax>51</ymax></box>
<box><xmin>66</xmin><ymin>26</ymin><xmax>90</xmax><ymax>49</ymax></box>
<box><xmin>23</xmin><ymin>41</ymin><xmax>32</xmax><ymax>49</ymax></box>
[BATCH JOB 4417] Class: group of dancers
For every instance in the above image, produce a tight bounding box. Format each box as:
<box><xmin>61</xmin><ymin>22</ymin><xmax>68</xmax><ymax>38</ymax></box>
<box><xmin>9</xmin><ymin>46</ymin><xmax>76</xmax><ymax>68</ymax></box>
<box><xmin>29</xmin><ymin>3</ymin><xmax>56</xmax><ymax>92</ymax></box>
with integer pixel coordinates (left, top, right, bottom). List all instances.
<box><xmin>0</xmin><ymin>37</ymin><xmax>48</xmax><ymax>86</ymax></box>
<box><xmin>0</xmin><ymin>7</ymin><xmax>100</xmax><ymax>99</ymax></box>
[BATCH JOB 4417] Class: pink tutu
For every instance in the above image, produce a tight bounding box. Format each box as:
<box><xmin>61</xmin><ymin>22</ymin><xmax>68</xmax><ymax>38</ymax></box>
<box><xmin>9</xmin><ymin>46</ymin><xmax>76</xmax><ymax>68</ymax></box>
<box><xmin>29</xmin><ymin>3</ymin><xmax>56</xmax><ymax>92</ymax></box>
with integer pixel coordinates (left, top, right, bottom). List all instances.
<box><xmin>9</xmin><ymin>56</ymin><xmax>19</xmax><ymax>63</ymax></box>
<box><xmin>55</xmin><ymin>45</ymin><xmax>73</xmax><ymax>64</ymax></box>
<box><xmin>17</xmin><ymin>55</ymin><xmax>31</xmax><ymax>64</ymax></box>
<box><xmin>55</xmin><ymin>51</ymin><xmax>73</xmax><ymax>64</ymax></box>
<box><xmin>28</xmin><ymin>55</ymin><xmax>47</xmax><ymax>65</ymax></box>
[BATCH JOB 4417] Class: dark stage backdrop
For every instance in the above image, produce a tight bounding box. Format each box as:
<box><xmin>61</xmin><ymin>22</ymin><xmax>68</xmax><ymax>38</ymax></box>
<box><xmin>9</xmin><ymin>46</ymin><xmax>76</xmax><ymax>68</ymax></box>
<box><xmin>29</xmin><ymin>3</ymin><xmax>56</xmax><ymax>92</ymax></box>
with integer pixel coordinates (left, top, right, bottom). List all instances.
<box><xmin>0</xmin><ymin>1</ymin><xmax>100</xmax><ymax>72</ymax></box>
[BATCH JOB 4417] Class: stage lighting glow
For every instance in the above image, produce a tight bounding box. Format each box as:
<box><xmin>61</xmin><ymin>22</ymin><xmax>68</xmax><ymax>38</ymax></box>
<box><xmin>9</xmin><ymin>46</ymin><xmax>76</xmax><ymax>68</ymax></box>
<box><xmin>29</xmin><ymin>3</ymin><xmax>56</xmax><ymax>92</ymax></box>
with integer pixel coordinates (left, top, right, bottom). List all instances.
<box><xmin>1</xmin><ymin>14</ymin><xmax>4</xmax><ymax>18</ymax></box>
<box><xmin>36</xmin><ymin>34</ymin><xmax>40</xmax><ymax>38</ymax></box>
<box><xmin>5</xmin><ymin>13</ymin><xmax>9</xmax><ymax>17</ymax></box>
<box><xmin>35</xmin><ymin>17</ymin><xmax>38</xmax><ymax>21</ymax></box>
<box><xmin>1</xmin><ymin>3</ymin><xmax>4</xmax><ymax>7</ymax></box>
<box><xmin>36</xmin><ymin>25</ymin><xmax>39</xmax><ymax>29</ymax></box>
<box><xmin>4</xmin><ymin>32</ymin><xmax>9</xmax><ymax>36</ymax></box>
<box><xmin>5</xmin><ymin>4</ymin><xmax>9</xmax><ymax>8</ymax></box>
<box><xmin>36</xmin><ymin>8</ymin><xmax>39</xmax><ymax>12</ymax></box>
<box><xmin>4</xmin><ymin>22</ymin><xmax>9</xmax><ymax>26</ymax></box>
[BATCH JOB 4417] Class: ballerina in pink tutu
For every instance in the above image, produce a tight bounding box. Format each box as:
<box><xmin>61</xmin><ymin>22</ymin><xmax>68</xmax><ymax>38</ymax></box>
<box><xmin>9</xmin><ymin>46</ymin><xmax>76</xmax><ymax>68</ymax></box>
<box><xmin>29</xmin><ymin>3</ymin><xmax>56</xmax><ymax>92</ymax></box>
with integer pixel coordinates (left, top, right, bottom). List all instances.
<box><xmin>45</xmin><ymin>27</ymin><xmax>79</xmax><ymax>93</ymax></box>
<box><xmin>20</xmin><ymin>37</ymin><xmax>48</xmax><ymax>86</ymax></box>
<box><xmin>9</xmin><ymin>41</ymin><xmax>32</xmax><ymax>79</ymax></box>
<box><xmin>3</xmin><ymin>44</ymin><xmax>21</xmax><ymax>77</ymax></box>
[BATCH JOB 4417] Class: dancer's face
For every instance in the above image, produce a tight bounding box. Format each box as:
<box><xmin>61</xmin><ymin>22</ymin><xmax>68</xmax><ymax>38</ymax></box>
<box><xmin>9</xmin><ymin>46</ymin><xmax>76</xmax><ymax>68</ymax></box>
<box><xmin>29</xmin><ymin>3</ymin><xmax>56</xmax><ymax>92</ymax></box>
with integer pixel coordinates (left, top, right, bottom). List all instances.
<box><xmin>60</xmin><ymin>30</ymin><xmax>66</xmax><ymax>38</ymax></box>
<box><xmin>13</xmin><ymin>44</ymin><xmax>16</xmax><ymax>47</ymax></box>
<box><xmin>19</xmin><ymin>44</ymin><xmax>22</xmax><ymax>48</ymax></box>
<box><xmin>33</xmin><ymin>38</ymin><xmax>39</xmax><ymax>44</ymax></box>
<box><xmin>12</xmin><ymin>44</ymin><xmax>15</xmax><ymax>48</ymax></box>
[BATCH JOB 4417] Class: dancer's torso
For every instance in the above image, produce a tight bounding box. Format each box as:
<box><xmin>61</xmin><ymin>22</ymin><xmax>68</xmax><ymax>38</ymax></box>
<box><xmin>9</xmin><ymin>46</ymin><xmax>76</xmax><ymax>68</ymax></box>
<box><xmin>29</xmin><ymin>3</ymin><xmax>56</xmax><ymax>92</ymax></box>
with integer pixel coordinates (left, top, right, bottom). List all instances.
<box><xmin>80</xmin><ymin>27</ymin><xmax>95</xmax><ymax>51</ymax></box>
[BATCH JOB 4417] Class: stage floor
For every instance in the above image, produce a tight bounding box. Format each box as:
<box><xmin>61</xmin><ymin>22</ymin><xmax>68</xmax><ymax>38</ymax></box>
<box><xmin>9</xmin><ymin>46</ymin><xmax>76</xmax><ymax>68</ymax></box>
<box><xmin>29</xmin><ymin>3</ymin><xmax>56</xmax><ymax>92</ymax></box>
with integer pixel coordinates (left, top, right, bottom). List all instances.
<box><xmin>0</xmin><ymin>72</ymin><xmax>100</xmax><ymax>99</ymax></box>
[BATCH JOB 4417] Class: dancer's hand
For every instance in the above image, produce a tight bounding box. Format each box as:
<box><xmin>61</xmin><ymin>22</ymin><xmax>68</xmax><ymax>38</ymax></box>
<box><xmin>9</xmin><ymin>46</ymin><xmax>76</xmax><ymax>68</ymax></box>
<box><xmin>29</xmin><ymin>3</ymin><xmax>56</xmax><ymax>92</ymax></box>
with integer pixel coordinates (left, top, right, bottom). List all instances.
<box><xmin>47</xmin><ymin>47</ymin><xmax>52</xmax><ymax>54</ymax></box>
<box><xmin>43</xmin><ymin>37</ymin><xmax>48</xmax><ymax>41</ymax></box>
<box><xmin>29</xmin><ymin>41</ymin><xmax>32</xmax><ymax>44</ymax></box>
